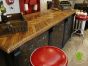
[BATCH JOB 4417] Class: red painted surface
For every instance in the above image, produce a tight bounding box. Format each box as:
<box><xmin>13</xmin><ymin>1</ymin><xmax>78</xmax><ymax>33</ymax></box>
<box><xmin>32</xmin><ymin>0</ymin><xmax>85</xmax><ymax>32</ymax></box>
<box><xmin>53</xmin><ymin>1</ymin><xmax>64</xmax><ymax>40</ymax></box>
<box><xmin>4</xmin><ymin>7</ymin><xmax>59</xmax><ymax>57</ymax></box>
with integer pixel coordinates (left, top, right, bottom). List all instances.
<box><xmin>5</xmin><ymin>0</ymin><xmax>14</xmax><ymax>5</ymax></box>
<box><xmin>76</xmin><ymin>15</ymin><xmax>88</xmax><ymax>21</ymax></box>
<box><xmin>29</xmin><ymin>0</ymin><xmax>37</xmax><ymax>5</ymax></box>
<box><xmin>30</xmin><ymin>46</ymin><xmax>68</xmax><ymax>66</ymax></box>
<box><xmin>19</xmin><ymin>0</ymin><xmax>40</xmax><ymax>14</ymax></box>
<box><xmin>19</xmin><ymin>0</ymin><xmax>25</xmax><ymax>13</ymax></box>
<box><xmin>25</xmin><ymin>0</ymin><xmax>29</xmax><ymax>4</ymax></box>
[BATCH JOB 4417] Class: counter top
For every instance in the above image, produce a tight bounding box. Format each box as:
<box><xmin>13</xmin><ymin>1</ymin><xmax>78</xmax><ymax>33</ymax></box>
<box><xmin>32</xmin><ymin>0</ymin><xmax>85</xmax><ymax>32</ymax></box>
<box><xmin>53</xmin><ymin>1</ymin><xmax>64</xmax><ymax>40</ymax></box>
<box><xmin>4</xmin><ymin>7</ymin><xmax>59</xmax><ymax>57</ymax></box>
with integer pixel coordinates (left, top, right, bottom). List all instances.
<box><xmin>0</xmin><ymin>9</ymin><xmax>75</xmax><ymax>54</ymax></box>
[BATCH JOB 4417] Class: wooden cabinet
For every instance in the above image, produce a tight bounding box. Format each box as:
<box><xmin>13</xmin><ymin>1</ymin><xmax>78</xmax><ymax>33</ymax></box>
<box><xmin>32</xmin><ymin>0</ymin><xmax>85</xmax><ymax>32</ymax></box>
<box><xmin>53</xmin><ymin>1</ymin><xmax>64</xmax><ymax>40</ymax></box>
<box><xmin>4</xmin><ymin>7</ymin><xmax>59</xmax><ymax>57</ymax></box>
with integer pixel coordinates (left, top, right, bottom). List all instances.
<box><xmin>15</xmin><ymin>31</ymin><xmax>48</xmax><ymax>66</ymax></box>
<box><xmin>48</xmin><ymin>15</ymin><xmax>74</xmax><ymax>48</ymax></box>
<box><xmin>0</xmin><ymin>13</ymin><xmax>74</xmax><ymax>66</ymax></box>
<box><xmin>48</xmin><ymin>21</ymin><xmax>64</xmax><ymax>48</ymax></box>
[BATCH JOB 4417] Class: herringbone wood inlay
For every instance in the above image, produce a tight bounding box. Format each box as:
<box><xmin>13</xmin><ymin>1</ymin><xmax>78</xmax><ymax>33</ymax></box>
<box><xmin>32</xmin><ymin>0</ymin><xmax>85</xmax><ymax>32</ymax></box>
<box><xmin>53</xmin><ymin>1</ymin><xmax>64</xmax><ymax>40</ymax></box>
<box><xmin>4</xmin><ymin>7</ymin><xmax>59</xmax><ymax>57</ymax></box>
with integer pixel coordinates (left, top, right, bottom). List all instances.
<box><xmin>0</xmin><ymin>9</ymin><xmax>75</xmax><ymax>53</ymax></box>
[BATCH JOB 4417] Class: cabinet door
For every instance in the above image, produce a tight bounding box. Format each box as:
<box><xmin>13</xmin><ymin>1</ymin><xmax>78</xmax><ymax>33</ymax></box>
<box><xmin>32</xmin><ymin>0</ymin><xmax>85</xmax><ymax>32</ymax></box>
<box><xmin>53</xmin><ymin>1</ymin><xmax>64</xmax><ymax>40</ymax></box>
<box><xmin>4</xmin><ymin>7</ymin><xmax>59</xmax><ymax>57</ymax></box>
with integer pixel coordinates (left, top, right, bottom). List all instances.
<box><xmin>63</xmin><ymin>15</ymin><xmax>74</xmax><ymax>47</ymax></box>
<box><xmin>16</xmin><ymin>31</ymin><xmax>48</xmax><ymax>66</ymax></box>
<box><xmin>49</xmin><ymin>21</ymin><xmax>64</xmax><ymax>48</ymax></box>
<box><xmin>0</xmin><ymin>52</ymin><xmax>6</xmax><ymax>66</ymax></box>
<box><xmin>34</xmin><ymin>31</ymin><xmax>48</xmax><ymax>48</ymax></box>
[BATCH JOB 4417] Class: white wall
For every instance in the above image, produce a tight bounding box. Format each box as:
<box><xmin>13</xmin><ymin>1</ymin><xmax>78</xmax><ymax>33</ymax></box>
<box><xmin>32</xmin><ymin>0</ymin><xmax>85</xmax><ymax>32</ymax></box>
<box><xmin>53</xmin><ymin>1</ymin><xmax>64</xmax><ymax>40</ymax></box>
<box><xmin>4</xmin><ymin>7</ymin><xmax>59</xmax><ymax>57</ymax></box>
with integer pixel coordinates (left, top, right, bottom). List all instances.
<box><xmin>40</xmin><ymin>0</ymin><xmax>52</xmax><ymax>13</ymax></box>
<box><xmin>3</xmin><ymin>0</ymin><xmax>20</xmax><ymax>14</ymax></box>
<box><xmin>74</xmin><ymin>0</ymin><xmax>88</xmax><ymax>3</ymax></box>
<box><xmin>75</xmin><ymin>0</ymin><xmax>84</xmax><ymax>3</ymax></box>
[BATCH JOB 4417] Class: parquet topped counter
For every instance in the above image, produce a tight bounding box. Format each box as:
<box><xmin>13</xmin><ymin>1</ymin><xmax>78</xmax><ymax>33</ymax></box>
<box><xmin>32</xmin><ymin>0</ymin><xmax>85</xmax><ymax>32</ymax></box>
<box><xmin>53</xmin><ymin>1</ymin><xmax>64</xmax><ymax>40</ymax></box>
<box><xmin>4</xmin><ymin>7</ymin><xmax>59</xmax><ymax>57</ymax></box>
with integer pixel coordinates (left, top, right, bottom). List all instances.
<box><xmin>0</xmin><ymin>9</ymin><xmax>75</xmax><ymax>53</ymax></box>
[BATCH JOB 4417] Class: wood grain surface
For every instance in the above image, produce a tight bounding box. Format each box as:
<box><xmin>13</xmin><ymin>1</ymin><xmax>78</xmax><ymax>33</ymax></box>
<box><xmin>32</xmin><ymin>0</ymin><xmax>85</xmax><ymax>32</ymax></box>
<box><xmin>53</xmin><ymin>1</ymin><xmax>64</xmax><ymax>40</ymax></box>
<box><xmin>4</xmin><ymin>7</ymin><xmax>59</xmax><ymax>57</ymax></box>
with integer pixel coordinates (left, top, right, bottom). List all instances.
<box><xmin>0</xmin><ymin>9</ymin><xmax>75</xmax><ymax>53</ymax></box>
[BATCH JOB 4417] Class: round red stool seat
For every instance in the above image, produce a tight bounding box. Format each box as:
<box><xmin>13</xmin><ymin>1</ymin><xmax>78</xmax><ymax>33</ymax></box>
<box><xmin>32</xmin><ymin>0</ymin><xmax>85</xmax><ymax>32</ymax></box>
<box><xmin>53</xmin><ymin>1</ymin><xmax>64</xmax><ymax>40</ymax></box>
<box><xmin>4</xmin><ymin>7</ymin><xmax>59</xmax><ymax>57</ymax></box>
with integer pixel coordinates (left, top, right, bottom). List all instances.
<box><xmin>75</xmin><ymin>15</ymin><xmax>88</xmax><ymax>21</ymax></box>
<box><xmin>30</xmin><ymin>46</ymin><xmax>68</xmax><ymax>66</ymax></box>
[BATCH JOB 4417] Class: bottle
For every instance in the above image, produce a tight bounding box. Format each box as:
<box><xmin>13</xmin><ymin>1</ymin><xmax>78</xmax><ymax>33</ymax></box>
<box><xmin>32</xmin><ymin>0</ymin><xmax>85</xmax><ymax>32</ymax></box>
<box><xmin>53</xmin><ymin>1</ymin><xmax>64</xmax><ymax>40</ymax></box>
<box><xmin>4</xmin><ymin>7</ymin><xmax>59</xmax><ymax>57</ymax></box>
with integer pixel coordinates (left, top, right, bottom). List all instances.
<box><xmin>0</xmin><ymin>1</ymin><xmax>6</xmax><ymax>13</ymax></box>
<box><xmin>1</xmin><ymin>13</ymin><xmax>8</xmax><ymax>23</ymax></box>
<box><xmin>0</xmin><ymin>1</ymin><xmax>7</xmax><ymax>23</ymax></box>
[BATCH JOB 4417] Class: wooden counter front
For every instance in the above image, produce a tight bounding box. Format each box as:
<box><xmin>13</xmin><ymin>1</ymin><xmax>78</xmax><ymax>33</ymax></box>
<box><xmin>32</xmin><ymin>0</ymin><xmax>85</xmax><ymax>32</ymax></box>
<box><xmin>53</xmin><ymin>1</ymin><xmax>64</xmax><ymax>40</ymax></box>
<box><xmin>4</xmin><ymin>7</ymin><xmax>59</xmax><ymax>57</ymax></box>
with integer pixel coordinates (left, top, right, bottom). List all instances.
<box><xmin>0</xmin><ymin>9</ymin><xmax>75</xmax><ymax>53</ymax></box>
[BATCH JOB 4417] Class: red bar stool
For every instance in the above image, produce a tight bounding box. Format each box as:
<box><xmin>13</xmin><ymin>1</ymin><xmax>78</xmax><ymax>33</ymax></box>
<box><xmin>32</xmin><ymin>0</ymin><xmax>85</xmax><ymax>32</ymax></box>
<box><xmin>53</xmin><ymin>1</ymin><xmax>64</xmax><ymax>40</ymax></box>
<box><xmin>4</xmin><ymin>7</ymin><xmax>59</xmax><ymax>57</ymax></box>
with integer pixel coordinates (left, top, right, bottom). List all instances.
<box><xmin>30</xmin><ymin>46</ymin><xmax>68</xmax><ymax>66</ymax></box>
<box><xmin>73</xmin><ymin>13</ymin><xmax>88</xmax><ymax>36</ymax></box>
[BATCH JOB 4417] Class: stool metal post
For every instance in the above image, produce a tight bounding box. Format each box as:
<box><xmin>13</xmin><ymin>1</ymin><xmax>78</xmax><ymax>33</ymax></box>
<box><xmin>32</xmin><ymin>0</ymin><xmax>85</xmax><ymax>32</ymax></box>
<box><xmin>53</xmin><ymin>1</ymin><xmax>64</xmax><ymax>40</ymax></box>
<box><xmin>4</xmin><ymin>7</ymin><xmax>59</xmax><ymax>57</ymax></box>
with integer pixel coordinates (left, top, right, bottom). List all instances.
<box><xmin>81</xmin><ymin>20</ymin><xmax>86</xmax><ymax>35</ymax></box>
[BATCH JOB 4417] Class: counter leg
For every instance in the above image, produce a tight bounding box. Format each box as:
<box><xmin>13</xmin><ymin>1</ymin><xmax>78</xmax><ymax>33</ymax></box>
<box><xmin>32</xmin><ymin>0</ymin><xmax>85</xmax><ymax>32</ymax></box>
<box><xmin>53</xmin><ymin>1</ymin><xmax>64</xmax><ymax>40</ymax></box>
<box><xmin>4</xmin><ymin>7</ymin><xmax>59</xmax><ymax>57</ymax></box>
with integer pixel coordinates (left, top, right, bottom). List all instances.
<box><xmin>2</xmin><ymin>49</ymin><xmax>21</xmax><ymax>66</ymax></box>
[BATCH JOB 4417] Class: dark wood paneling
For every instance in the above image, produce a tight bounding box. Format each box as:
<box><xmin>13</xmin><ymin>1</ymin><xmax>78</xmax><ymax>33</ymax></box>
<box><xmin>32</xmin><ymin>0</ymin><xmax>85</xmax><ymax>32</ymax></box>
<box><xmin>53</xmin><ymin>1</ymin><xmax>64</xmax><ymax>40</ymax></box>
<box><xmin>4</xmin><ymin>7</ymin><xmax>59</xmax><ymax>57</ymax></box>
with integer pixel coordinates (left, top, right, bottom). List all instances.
<box><xmin>63</xmin><ymin>15</ymin><xmax>74</xmax><ymax>47</ymax></box>
<box><xmin>0</xmin><ymin>51</ymin><xmax>6</xmax><ymax>66</ymax></box>
<box><xmin>49</xmin><ymin>21</ymin><xmax>64</xmax><ymax>48</ymax></box>
<box><xmin>15</xmin><ymin>31</ymin><xmax>48</xmax><ymax>66</ymax></box>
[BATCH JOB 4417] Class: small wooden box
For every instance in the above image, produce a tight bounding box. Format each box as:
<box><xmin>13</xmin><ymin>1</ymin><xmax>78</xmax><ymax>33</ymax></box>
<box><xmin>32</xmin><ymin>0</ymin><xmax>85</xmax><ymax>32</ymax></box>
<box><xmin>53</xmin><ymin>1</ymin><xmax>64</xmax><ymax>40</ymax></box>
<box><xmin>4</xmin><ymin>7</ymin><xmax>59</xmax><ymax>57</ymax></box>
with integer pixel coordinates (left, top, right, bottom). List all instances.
<box><xmin>0</xmin><ymin>13</ymin><xmax>28</xmax><ymax>36</ymax></box>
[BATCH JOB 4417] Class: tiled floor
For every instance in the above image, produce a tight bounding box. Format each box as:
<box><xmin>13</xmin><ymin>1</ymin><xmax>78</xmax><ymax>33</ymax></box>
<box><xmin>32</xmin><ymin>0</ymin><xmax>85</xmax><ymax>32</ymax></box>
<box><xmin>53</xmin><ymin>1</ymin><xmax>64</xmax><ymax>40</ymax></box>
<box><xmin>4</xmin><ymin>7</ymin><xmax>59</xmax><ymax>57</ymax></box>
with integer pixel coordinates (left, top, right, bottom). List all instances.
<box><xmin>63</xmin><ymin>30</ymin><xmax>88</xmax><ymax>66</ymax></box>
